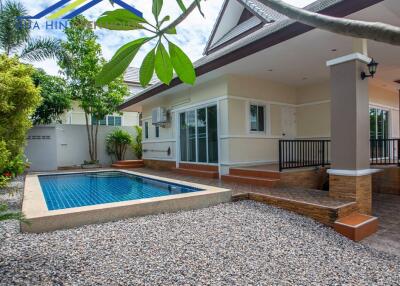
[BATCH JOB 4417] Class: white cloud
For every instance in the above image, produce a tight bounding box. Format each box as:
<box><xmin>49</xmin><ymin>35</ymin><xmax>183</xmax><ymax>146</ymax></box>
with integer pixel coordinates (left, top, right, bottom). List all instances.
<box><xmin>23</xmin><ymin>0</ymin><xmax>315</xmax><ymax>75</ymax></box>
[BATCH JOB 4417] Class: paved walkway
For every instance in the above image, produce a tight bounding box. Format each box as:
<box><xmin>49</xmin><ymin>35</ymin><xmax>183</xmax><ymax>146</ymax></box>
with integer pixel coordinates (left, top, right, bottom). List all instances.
<box><xmin>362</xmin><ymin>193</ymin><xmax>400</xmax><ymax>256</ymax></box>
<box><xmin>133</xmin><ymin>168</ymin><xmax>351</xmax><ymax>208</ymax></box>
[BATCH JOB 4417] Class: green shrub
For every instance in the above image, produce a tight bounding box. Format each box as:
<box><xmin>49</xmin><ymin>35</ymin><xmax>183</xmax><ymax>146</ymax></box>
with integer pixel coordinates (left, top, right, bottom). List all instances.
<box><xmin>106</xmin><ymin>129</ymin><xmax>133</xmax><ymax>161</ymax></box>
<box><xmin>0</xmin><ymin>55</ymin><xmax>41</xmax><ymax>157</ymax></box>
<box><xmin>3</xmin><ymin>154</ymin><xmax>26</xmax><ymax>177</ymax></box>
<box><xmin>132</xmin><ymin>126</ymin><xmax>142</xmax><ymax>160</ymax></box>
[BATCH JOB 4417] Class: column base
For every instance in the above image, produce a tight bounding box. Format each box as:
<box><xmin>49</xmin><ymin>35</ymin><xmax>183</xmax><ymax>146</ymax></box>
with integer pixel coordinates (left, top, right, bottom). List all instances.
<box><xmin>329</xmin><ymin>174</ymin><xmax>372</xmax><ymax>215</ymax></box>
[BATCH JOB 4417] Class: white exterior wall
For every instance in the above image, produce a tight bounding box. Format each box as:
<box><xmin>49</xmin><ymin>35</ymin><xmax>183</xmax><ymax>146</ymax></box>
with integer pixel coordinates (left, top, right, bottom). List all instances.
<box><xmin>139</xmin><ymin>74</ymin><xmax>399</xmax><ymax>175</ymax></box>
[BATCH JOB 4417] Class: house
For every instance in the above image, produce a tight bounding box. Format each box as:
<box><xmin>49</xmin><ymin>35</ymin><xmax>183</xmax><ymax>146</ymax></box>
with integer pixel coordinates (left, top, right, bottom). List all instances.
<box><xmin>60</xmin><ymin>67</ymin><xmax>157</xmax><ymax>127</ymax></box>
<box><xmin>120</xmin><ymin>0</ymin><xmax>400</xmax><ymax>221</ymax></box>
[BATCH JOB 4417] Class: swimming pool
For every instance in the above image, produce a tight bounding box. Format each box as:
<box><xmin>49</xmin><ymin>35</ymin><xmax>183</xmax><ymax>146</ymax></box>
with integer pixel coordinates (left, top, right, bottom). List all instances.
<box><xmin>22</xmin><ymin>170</ymin><xmax>232</xmax><ymax>233</ymax></box>
<box><xmin>39</xmin><ymin>171</ymin><xmax>202</xmax><ymax>210</ymax></box>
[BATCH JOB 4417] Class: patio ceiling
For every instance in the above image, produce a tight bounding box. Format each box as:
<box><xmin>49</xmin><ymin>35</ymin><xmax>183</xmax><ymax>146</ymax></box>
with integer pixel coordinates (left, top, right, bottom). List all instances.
<box><xmin>122</xmin><ymin>0</ymin><xmax>400</xmax><ymax>111</ymax></box>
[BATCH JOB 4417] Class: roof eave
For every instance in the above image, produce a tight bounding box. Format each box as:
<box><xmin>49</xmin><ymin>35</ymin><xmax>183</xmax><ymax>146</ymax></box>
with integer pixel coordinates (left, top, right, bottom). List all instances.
<box><xmin>119</xmin><ymin>0</ymin><xmax>385</xmax><ymax>111</ymax></box>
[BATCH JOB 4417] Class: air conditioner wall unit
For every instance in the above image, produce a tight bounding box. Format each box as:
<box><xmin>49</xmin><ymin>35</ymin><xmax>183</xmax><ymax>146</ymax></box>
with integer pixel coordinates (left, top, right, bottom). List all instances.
<box><xmin>152</xmin><ymin>107</ymin><xmax>168</xmax><ymax>126</ymax></box>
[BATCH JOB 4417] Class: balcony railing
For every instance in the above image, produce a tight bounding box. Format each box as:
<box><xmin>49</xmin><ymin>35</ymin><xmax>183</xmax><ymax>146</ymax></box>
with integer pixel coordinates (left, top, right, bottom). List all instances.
<box><xmin>279</xmin><ymin>138</ymin><xmax>400</xmax><ymax>171</ymax></box>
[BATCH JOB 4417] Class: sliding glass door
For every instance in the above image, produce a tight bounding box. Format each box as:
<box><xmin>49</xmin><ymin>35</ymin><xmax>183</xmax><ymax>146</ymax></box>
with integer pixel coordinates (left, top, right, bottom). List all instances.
<box><xmin>370</xmin><ymin>107</ymin><xmax>389</xmax><ymax>158</ymax></box>
<box><xmin>179</xmin><ymin>105</ymin><xmax>218</xmax><ymax>164</ymax></box>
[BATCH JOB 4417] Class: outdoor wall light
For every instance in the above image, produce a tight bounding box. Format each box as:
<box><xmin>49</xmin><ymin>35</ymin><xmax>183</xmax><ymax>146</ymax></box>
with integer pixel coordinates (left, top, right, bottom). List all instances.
<box><xmin>361</xmin><ymin>58</ymin><xmax>379</xmax><ymax>80</ymax></box>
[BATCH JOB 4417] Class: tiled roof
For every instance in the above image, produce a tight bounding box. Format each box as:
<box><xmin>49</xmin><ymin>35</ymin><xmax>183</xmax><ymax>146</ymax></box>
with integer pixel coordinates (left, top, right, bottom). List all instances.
<box><xmin>124</xmin><ymin>66</ymin><xmax>159</xmax><ymax>85</ymax></box>
<box><xmin>239</xmin><ymin>0</ymin><xmax>287</xmax><ymax>23</ymax></box>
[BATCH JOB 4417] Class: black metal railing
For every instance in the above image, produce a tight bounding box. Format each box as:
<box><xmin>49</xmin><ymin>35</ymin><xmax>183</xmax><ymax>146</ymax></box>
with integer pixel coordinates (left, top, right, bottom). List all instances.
<box><xmin>279</xmin><ymin>138</ymin><xmax>400</xmax><ymax>171</ymax></box>
<box><xmin>370</xmin><ymin>139</ymin><xmax>400</xmax><ymax>166</ymax></box>
<box><xmin>279</xmin><ymin>139</ymin><xmax>331</xmax><ymax>171</ymax></box>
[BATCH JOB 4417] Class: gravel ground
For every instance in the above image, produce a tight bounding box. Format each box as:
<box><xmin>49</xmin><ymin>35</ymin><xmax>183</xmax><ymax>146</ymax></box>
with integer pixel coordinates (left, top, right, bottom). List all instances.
<box><xmin>1</xmin><ymin>193</ymin><xmax>400</xmax><ymax>285</ymax></box>
<box><xmin>0</xmin><ymin>176</ymin><xmax>24</xmax><ymax>212</ymax></box>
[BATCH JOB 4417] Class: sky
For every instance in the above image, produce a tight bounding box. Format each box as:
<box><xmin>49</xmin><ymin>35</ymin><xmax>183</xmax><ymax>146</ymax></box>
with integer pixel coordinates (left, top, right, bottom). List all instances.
<box><xmin>22</xmin><ymin>0</ymin><xmax>315</xmax><ymax>75</ymax></box>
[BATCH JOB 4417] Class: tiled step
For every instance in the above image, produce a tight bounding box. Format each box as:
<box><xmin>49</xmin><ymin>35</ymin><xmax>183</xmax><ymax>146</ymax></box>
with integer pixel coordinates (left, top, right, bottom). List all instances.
<box><xmin>221</xmin><ymin>174</ymin><xmax>280</xmax><ymax>187</ymax></box>
<box><xmin>111</xmin><ymin>160</ymin><xmax>144</xmax><ymax>169</ymax></box>
<box><xmin>334</xmin><ymin>213</ymin><xmax>378</xmax><ymax>241</ymax></box>
<box><xmin>229</xmin><ymin>168</ymin><xmax>281</xmax><ymax>179</ymax></box>
<box><xmin>173</xmin><ymin>168</ymin><xmax>219</xmax><ymax>179</ymax></box>
<box><xmin>179</xmin><ymin>163</ymin><xmax>218</xmax><ymax>172</ymax></box>
<box><xmin>236</xmin><ymin>192</ymin><xmax>357</xmax><ymax>227</ymax></box>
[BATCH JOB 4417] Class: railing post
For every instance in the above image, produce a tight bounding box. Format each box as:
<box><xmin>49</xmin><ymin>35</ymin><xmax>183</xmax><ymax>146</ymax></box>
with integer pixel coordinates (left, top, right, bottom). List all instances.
<box><xmin>279</xmin><ymin>140</ymin><xmax>283</xmax><ymax>172</ymax></box>
<box><xmin>322</xmin><ymin>140</ymin><xmax>325</xmax><ymax>167</ymax></box>
<box><xmin>398</xmin><ymin>139</ymin><xmax>400</xmax><ymax>167</ymax></box>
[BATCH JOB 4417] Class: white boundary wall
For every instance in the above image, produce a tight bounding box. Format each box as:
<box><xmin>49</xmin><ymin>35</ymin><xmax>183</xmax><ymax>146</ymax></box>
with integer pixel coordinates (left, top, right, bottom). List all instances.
<box><xmin>25</xmin><ymin>124</ymin><xmax>138</xmax><ymax>171</ymax></box>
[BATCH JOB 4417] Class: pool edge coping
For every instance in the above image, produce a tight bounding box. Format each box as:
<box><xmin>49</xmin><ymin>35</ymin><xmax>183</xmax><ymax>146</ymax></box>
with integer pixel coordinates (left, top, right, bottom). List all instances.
<box><xmin>22</xmin><ymin>169</ymin><xmax>232</xmax><ymax>233</ymax></box>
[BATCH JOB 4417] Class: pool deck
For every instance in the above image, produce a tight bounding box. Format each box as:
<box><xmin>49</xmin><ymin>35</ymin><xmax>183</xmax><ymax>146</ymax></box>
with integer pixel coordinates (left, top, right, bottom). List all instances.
<box><xmin>22</xmin><ymin>169</ymin><xmax>231</xmax><ymax>233</ymax></box>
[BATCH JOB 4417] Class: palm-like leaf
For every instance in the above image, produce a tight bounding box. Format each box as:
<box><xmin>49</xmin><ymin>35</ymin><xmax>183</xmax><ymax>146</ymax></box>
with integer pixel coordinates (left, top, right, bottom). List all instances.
<box><xmin>21</xmin><ymin>37</ymin><xmax>69</xmax><ymax>62</ymax></box>
<box><xmin>0</xmin><ymin>0</ymin><xmax>30</xmax><ymax>55</ymax></box>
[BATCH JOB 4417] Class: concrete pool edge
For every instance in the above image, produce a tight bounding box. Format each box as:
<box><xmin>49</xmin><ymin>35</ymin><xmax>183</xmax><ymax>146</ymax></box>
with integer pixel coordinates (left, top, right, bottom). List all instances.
<box><xmin>21</xmin><ymin>169</ymin><xmax>232</xmax><ymax>233</ymax></box>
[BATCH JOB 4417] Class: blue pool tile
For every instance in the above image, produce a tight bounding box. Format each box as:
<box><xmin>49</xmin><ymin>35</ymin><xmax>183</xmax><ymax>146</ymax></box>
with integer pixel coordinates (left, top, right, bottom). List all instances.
<box><xmin>38</xmin><ymin>171</ymin><xmax>201</xmax><ymax>211</ymax></box>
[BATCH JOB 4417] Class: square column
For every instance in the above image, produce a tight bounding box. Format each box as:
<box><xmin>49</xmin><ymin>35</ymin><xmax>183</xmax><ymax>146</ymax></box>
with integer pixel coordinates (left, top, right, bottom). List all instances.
<box><xmin>326</xmin><ymin>53</ymin><xmax>376</xmax><ymax>215</ymax></box>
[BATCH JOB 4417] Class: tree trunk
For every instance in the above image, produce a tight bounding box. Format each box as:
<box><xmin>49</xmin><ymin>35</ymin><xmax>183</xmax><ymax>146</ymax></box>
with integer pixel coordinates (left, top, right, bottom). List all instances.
<box><xmin>94</xmin><ymin>123</ymin><xmax>99</xmax><ymax>162</ymax></box>
<box><xmin>84</xmin><ymin>113</ymin><xmax>93</xmax><ymax>162</ymax></box>
<box><xmin>241</xmin><ymin>0</ymin><xmax>400</xmax><ymax>46</ymax></box>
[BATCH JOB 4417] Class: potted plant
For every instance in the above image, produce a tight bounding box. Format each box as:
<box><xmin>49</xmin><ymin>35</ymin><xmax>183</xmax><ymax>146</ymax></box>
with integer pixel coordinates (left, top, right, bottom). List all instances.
<box><xmin>106</xmin><ymin>129</ymin><xmax>133</xmax><ymax>162</ymax></box>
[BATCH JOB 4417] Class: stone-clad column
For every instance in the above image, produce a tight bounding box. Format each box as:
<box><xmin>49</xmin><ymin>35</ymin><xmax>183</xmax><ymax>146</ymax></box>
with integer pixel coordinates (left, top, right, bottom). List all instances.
<box><xmin>326</xmin><ymin>53</ymin><xmax>377</xmax><ymax>215</ymax></box>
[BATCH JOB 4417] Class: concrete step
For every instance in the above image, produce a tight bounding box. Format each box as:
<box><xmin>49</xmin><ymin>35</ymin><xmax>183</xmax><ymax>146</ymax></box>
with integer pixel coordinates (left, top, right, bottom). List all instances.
<box><xmin>229</xmin><ymin>168</ymin><xmax>281</xmax><ymax>179</ymax></box>
<box><xmin>173</xmin><ymin>168</ymin><xmax>219</xmax><ymax>179</ymax></box>
<box><xmin>221</xmin><ymin>174</ymin><xmax>280</xmax><ymax>187</ymax></box>
<box><xmin>334</xmin><ymin>213</ymin><xmax>378</xmax><ymax>241</ymax></box>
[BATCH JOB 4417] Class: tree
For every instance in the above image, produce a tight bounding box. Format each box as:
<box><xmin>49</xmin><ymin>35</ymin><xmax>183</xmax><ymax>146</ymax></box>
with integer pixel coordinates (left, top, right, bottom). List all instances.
<box><xmin>31</xmin><ymin>69</ymin><xmax>72</xmax><ymax>125</ymax></box>
<box><xmin>59</xmin><ymin>16</ymin><xmax>129</xmax><ymax>163</ymax></box>
<box><xmin>0</xmin><ymin>55</ymin><xmax>41</xmax><ymax>157</ymax></box>
<box><xmin>95</xmin><ymin>0</ymin><xmax>400</xmax><ymax>87</ymax></box>
<box><xmin>0</xmin><ymin>0</ymin><xmax>66</xmax><ymax>62</ymax></box>
<box><xmin>0</xmin><ymin>55</ymin><xmax>40</xmax><ymax>224</ymax></box>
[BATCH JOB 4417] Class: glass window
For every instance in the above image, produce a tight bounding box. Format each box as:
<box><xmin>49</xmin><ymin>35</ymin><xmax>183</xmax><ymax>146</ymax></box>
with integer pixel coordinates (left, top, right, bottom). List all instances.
<box><xmin>179</xmin><ymin>105</ymin><xmax>218</xmax><ymax>164</ymax></box>
<box><xmin>107</xmin><ymin>116</ymin><xmax>122</xmax><ymax>126</ymax></box>
<box><xmin>187</xmin><ymin>110</ymin><xmax>196</xmax><ymax>162</ymax></box>
<box><xmin>207</xmin><ymin>105</ymin><xmax>218</xmax><ymax>163</ymax></box>
<box><xmin>180</xmin><ymin>113</ymin><xmax>187</xmax><ymax>162</ymax></box>
<box><xmin>155</xmin><ymin>126</ymin><xmax>160</xmax><ymax>138</ymax></box>
<box><xmin>250</xmin><ymin>104</ymin><xmax>265</xmax><ymax>132</ymax></box>
<box><xmin>144</xmin><ymin>122</ymin><xmax>149</xmax><ymax>139</ymax></box>
<box><xmin>370</xmin><ymin>108</ymin><xmax>389</xmax><ymax>139</ymax></box>
<box><xmin>92</xmin><ymin>116</ymin><xmax>106</xmax><ymax>126</ymax></box>
<box><xmin>108</xmin><ymin>116</ymin><xmax>115</xmax><ymax>126</ymax></box>
<box><xmin>114</xmin><ymin>116</ymin><xmax>122</xmax><ymax>126</ymax></box>
<box><xmin>370</xmin><ymin>107</ymin><xmax>389</xmax><ymax>159</ymax></box>
<box><xmin>197</xmin><ymin>108</ymin><xmax>207</xmax><ymax>163</ymax></box>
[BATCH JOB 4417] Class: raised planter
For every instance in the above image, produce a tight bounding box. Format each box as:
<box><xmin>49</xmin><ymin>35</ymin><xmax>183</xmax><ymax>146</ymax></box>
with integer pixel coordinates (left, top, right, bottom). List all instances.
<box><xmin>81</xmin><ymin>164</ymin><xmax>102</xmax><ymax>169</ymax></box>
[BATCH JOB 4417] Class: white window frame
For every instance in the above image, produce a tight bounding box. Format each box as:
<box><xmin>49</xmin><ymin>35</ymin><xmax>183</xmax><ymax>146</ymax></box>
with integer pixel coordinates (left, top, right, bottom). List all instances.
<box><xmin>247</xmin><ymin>101</ymin><xmax>270</xmax><ymax>135</ymax></box>
<box><xmin>107</xmin><ymin>115</ymin><xmax>123</xmax><ymax>127</ymax></box>
<box><xmin>177</xmin><ymin>102</ymin><xmax>219</xmax><ymax>166</ymax></box>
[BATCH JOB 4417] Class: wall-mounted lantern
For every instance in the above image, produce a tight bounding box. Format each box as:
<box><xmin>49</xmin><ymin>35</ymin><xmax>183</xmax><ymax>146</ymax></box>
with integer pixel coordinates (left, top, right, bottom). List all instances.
<box><xmin>361</xmin><ymin>58</ymin><xmax>379</xmax><ymax>80</ymax></box>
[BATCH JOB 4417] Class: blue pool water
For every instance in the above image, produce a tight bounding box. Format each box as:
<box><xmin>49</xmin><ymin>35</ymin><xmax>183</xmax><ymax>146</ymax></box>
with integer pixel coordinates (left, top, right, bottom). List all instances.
<box><xmin>38</xmin><ymin>171</ymin><xmax>202</xmax><ymax>210</ymax></box>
